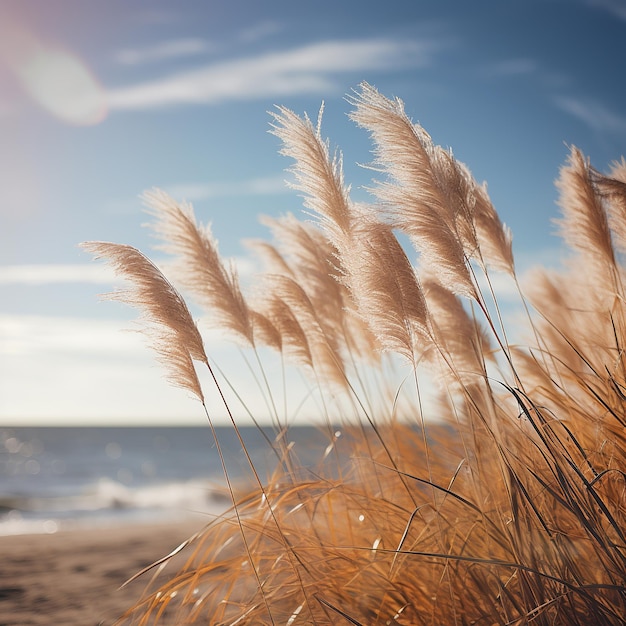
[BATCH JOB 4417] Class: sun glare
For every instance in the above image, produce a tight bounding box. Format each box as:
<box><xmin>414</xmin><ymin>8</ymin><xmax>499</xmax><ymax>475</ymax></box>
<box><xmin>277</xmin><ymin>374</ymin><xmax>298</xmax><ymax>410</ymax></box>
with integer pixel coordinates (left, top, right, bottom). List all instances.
<box><xmin>17</xmin><ymin>47</ymin><xmax>107</xmax><ymax>126</ymax></box>
<box><xmin>0</xmin><ymin>16</ymin><xmax>107</xmax><ymax>126</ymax></box>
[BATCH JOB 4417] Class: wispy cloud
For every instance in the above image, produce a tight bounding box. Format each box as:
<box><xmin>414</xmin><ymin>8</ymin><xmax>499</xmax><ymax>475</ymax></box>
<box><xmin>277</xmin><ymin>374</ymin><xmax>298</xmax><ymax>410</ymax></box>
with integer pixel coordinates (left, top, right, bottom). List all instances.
<box><xmin>107</xmin><ymin>37</ymin><xmax>440</xmax><ymax>110</ymax></box>
<box><xmin>0</xmin><ymin>255</ymin><xmax>256</xmax><ymax>287</ymax></box>
<box><xmin>103</xmin><ymin>174</ymin><xmax>292</xmax><ymax>217</ymax></box>
<box><xmin>1</xmin><ymin>314</ymin><xmax>143</xmax><ymax>356</ymax></box>
<box><xmin>0</xmin><ymin>264</ymin><xmax>116</xmax><ymax>285</ymax></box>
<box><xmin>163</xmin><ymin>175</ymin><xmax>290</xmax><ymax>202</ymax></box>
<box><xmin>583</xmin><ymin>0</ymin><xmax>626</xmax><ymax>20</ymax></box>
<box><xmin>115</xmin><ymin>38</ymin><xmax>214</xmax><ymax>65</ymax></box>
<box><xmin>238</xmin><ymin>20</ymin><xmax>283</xmax><ymax>44</ymax></box>
<box><xmin>480</xmin><ymin>58</ymin><xmax>536</xmax><ymax>78</ymax></box>
<box><xmin>0</xmin><ymin>313</ymin><xmax>224</xmax><ymax>356</ymax></box>
<box><xmin>0</xmin><ymin>313</ymin><xmax>300</xmax><ymax>424</ymax></box>
<box><xmin>553</xmin><ymin>95</ymin><xmax>626</xmax><ymax>134</ymax></box>
<box><xmin>0</xmin><ymin>314</ymin><xmax>200</xmax><ymax>422</ymax></box>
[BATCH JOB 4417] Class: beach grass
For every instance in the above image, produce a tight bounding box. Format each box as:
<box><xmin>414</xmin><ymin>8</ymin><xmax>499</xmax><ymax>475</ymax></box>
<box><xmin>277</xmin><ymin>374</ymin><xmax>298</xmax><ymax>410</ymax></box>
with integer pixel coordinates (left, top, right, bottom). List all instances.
<box><xmin>85</xmin><ymin>83</ymin><xmax>626</xmax><ymax>624</ymax></box>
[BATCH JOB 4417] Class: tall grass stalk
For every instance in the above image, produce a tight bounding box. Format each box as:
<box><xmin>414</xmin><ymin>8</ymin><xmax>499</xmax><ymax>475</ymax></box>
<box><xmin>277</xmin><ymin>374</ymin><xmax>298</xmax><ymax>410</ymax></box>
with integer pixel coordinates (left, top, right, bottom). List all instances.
<box><xmin>85</xmin><ymin>83</ymin><xmax>626</xmax><ymax>625</ymax></box>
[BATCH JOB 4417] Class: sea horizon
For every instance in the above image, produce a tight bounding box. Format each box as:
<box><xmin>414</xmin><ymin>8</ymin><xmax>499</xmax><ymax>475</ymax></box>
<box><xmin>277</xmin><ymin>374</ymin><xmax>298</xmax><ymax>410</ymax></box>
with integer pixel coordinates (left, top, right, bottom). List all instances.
<box><xmin>0</xmin><ymin>424</ymin><xmax>333</xmax><ymax>536</ymax></box>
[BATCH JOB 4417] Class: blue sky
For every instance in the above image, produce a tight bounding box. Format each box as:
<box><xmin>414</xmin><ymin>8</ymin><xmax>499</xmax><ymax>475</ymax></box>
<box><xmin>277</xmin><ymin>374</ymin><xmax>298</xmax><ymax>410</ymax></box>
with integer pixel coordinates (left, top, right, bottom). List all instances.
<box><xmin>1</xmin><ymin>0</ymin><xmax>625</xmax><ymax>424</ymax></box>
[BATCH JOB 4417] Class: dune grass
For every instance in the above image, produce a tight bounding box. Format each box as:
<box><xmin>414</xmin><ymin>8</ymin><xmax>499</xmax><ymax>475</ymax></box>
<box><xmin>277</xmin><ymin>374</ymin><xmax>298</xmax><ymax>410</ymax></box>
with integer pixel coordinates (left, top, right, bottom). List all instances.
<box><xmin>85</xmin><ymin>83</ymin><xmax>626</xmax><ymax>624</ymax></box>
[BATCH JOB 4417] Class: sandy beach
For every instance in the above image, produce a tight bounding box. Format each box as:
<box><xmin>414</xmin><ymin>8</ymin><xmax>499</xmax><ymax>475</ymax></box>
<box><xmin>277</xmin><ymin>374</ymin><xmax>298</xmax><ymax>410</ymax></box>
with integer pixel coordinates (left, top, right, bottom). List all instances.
<box><xmin>0</xmin><ymin>520</ymin><xmax>204</xmax><ymax>625</ymax></box>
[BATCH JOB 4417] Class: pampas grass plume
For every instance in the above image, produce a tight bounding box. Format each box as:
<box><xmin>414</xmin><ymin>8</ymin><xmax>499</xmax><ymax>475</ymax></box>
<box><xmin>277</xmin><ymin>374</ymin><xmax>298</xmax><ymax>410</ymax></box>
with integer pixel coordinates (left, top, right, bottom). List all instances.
<box><xmin>86</xmin><ymin>83</ymin><xmax>626</xmax><ymax>625</ymax></box>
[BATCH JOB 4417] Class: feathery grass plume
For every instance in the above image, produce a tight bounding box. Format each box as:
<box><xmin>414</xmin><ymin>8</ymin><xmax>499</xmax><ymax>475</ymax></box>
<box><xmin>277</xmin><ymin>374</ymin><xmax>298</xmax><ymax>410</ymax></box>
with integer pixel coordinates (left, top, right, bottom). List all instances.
<box><xmin>257</xmin><ymin>214</ymin><xmax>347</xmax><ymax>350</ymax></box>
<box><xmin>519</xmin><ymin>265</ymin><xmax>626</xmax><ymax>475</ymax></box>
<box><xmin>143</xmin><ymin>188</ymin><xmax>254</xmax><ymax>345</ymax></box>
<box><xmin>249</xmin><ymin>308</ymin><xmax>283</xmax><ymax>352</ymax></box>
<box><xmin>348</xmin><ymin>82</ymin><xmax>477</xmax><ymax>298</ymax></box>
<box><xmin>270</xmin><ymin>99</ymin><xmax>405</xmax><ymax>366</ymax></box>
<box><xmin>524</xmin><ymin>158</ymin><xmax>626</xmax><ymax>416</ymax></box>
<box><xmin>352</xmin><ymin>82</ymin><xmax>515</xmax><ymax>279</ymax></box>
<box><xmin>260</xmin><ymin>294</ymin><xmax>313</xmax><ymax>371</ymax></box>
<box><xmin>518</xmin><ymin>267</ymin><xmax>585</xmax><ymax>373</ymax></box>
<box><xmin>471</xmin><ymin>178</ymin><xmax>515</xmax><ymax>274</ymax></box>
<box><xmin>595</xmin><ymin>159</ymin><xmax>626</xmax><ymax>256</ymax></box>
<box><xmin>555</xmin><ymin>147</ymin><xmax>620</xmax><ymax>297</ymax></box>
<box><xmin>245</xmin><ymin>237</ymin><xmax>295</xmax><ymax>278</ymax></box>
<box><xmin>429</xmin><ymin>143</ymin><xmax>515</xmax><ymax>277</ymax></box>
<box><xmin>421</xmin><ymin>276</ymin><xmax>492</xmax><ymax>388</ymax></box>
<box><xmin>341</xmin><ymin>217</ymin><xmax>428</xmax><ymax>363</ymax></box>
<box><xmin>609</xmin><ymin>157</ymin><xmax>626</xmax><ymax>183</ymax></box>
<box><xmin>525</xmin><ymin>267</ymin><xmax>609</xmax><ymax>371</ymax></box>
<box><xmin>81</xmin><ymin>241</ymin><xmax>207</xmax><ymax>402</ymax></box>
<box><xmin>104</xmin><ymin>87</ymin><xmax>626</xmax><ymax>625</ymax></box>
<box><xmin>255</xmin><ymin>213</ymin><xmax>379</xmax><ymax>366</ymax></box>
<box><xmin>269</xmin><ymin>104</ymin><xmax>353</xmax><ymax>251</ymax></box>
<box><xmin>265</xmin><ymin>274</ymin><xmax>349</xmax><ymax>392</ymax></box>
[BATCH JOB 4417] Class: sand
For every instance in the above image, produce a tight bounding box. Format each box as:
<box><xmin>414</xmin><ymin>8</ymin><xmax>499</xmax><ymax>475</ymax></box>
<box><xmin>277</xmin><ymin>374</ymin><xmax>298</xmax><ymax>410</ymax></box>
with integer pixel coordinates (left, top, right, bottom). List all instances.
<box><xmin>0</xmin><ymin>519</ymin><xmax>204</xmax><ymax>625</ymax></box>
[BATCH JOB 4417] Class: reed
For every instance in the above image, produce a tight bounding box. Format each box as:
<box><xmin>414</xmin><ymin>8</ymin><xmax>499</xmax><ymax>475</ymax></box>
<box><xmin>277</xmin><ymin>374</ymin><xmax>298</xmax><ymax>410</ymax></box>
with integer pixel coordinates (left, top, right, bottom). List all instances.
<box><xmin>84</xmin><ymin>83</ymin><xmax>626</xmax><ymax>624</ymax></box>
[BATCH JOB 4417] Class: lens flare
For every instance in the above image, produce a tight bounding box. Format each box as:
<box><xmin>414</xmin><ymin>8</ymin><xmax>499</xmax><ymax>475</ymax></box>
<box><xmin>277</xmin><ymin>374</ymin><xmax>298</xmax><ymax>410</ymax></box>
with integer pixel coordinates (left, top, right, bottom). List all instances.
<box><xmin>17</xmin><ymin>47</ymin><xmax>107</xmax><ymax>126</ymax></box>
<box><xmin>0</xmin><ymin>17</ymin><xmax>107</xmax><ymax>126</ymax></box>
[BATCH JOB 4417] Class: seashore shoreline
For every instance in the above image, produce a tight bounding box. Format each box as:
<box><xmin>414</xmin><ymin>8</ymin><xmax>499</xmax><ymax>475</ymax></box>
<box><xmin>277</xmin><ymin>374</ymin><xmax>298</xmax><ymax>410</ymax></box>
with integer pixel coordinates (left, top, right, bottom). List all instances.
<box><xmin>0</xmin><ymin>518</ymin><xmax>206</xmax><ymax>625</ymax></box>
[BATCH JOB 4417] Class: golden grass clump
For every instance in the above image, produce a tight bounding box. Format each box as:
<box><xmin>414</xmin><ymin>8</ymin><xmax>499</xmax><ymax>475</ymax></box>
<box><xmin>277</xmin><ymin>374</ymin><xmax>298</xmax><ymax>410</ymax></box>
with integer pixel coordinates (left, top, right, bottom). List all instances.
<box><xmin>86</xmin><ymin>83</ymin><xmax>626</xmax><ymax>624</ymax></box>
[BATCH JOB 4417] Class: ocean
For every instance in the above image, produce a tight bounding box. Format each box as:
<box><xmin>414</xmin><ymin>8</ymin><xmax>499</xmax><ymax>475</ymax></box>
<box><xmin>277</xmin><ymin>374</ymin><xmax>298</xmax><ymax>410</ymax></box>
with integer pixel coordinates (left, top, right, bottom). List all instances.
<box><xmin>0</xmin><ymin>425</ymin><xmax>331</xmax><ymax>536</ymax></box>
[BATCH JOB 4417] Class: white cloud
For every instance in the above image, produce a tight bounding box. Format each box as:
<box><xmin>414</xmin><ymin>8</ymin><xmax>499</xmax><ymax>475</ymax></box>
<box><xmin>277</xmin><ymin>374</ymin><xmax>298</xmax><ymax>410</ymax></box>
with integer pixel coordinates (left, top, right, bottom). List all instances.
<box><xmin>0</xmin><ymin>313</ymin><xmax>311</xmax><ymax>425</ymax></box>
<box><xmin>115</xmin><ymin>38</ymin><xmax>214</xmax><ymax>65</ymax></box>
<box><xmin>0</xmin><ymin>264</ymin><xmax>116</xmax><ymax>285</ymax></box>
<box><xmin>107</xmin><ymin>37</ymin><xmax>439</xmax><ymax>110</ymax></box>
<box><xmin>163</xmin><ymin>175</ymin><xmax>290</xmax><ymax>202</ymax></box>
<box><xmin>553</xmin><ymin>95</ymin><xmax>626</xmax><ymax>134</ymax></box>
<box><xmin>0</xmin><ymin>250</ymin><xmax>256</xmax><ymax>290</ymax></box>
<box><xmin>0</xmin><ymin>314</ymin><xmax>141</xmax><ymax>356</ymax></box>
<box><xmin>0</xmin><ymin>314</ymin><xmax>202</xmax><ymax>423</ymax></box>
